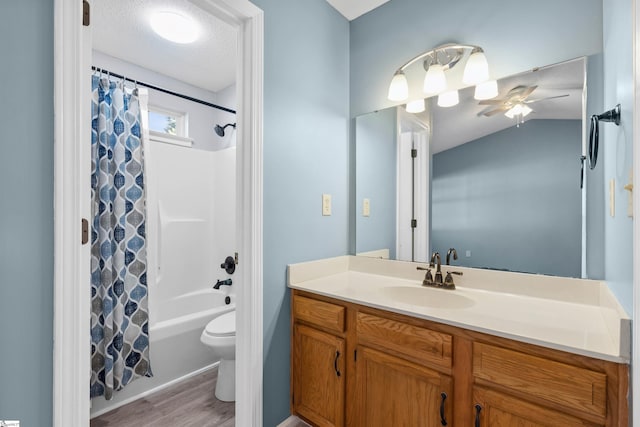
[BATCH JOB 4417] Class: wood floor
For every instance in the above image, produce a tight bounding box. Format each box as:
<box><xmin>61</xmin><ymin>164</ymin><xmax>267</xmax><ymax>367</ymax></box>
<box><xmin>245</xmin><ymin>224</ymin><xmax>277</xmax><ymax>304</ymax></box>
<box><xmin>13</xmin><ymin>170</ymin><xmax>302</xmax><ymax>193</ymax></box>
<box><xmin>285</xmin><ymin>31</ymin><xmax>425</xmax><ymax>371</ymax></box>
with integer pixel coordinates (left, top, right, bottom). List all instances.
<box><xmin>91</xmin><ymin>368</ymin><xmax>234</xmax><ymax>427</ymax></box>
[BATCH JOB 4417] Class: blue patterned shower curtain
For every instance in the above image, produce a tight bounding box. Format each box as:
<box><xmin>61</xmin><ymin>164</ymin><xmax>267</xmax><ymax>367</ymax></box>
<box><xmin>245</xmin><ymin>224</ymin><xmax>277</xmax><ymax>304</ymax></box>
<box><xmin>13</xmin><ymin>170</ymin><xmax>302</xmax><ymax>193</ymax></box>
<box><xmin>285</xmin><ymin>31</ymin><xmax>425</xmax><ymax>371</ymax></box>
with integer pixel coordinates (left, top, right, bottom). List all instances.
<box><xmin>90</xmin><ymin>75</ymin><xmax>152</xmax><ymax>400</ymax></box>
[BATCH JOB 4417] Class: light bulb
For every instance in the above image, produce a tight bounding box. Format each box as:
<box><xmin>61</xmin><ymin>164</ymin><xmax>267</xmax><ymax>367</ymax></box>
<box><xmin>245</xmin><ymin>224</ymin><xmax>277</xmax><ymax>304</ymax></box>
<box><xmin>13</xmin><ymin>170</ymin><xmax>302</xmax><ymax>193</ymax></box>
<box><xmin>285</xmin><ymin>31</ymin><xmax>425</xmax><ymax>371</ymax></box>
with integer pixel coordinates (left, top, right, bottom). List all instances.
<box><xmin>388</xmin><ymin>71</ymin><xmax>409</xmax><ymax>101</ymax></box>
<box><xmin>406</xmin><ymin>99</ymin><xmax>425</xmax><ymax>113</ymax></box>
<box><xmin>474</xmin><ymin>80</ymin><xmax>498</xmax><ymax>100</ymax></box>
<box><xmin>150</xmin><ymin>11</ymin><xmax>199</xmax><ymax>44</ymax></box>
<box><xmin>437</xmin><ymin>90</ymin><xmax>459</xmax><ymax>107</ymax></box>
<box><xmin>423</xmin><ymin>63</ymin><xmax>447</xmax><ymax>94</ymax></box>
<box><xmin>463</xmin><ymin>49</ymin><xmax>489</xmax><ymax>85</ymax></box>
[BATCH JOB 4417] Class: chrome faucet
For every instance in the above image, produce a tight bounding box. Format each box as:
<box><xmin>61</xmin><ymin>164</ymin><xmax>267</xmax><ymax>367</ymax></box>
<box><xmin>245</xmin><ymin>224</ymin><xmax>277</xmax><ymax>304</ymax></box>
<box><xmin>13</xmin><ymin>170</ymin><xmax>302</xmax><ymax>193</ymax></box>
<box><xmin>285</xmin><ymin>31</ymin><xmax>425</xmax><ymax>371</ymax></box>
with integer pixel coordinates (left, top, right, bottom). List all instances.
<box><xmin>446</xmin><ymin>248</ymin><xmax>458</xmax><ymax>265</ymax></box>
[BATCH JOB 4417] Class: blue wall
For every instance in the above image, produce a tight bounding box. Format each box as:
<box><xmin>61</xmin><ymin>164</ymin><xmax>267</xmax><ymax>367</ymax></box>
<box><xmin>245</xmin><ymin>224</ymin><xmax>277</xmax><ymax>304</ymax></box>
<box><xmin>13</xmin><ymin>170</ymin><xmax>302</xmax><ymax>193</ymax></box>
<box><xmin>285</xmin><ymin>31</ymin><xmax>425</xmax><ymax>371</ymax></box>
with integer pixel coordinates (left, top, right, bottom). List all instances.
<box><xmin>602</xmin><ymin>0</ymin><xmax>633</xmax><ymax>315</ymax></box>
<box><xmin>0</xmin><ymin>0</ymin><xmax>54</xmax><ymax>426</ymax></box>
<box><xmin>249</xmin><ymin>0</ymin><xmax>350</xmax><ymax>424</ymax></box>
<box><xmin>432</xmin><ymin>120</ymin><xmax>582</xmax><ymax>277</ymax></box>
<box><xmin>355</xmin><ymin>108</ymin><xmax>397</xmax><ymax>257</ymax></box>
<box><xmin>350</xmin><ymin>0</ymin><xmax>603</xmax><ymax>116</ymax></box>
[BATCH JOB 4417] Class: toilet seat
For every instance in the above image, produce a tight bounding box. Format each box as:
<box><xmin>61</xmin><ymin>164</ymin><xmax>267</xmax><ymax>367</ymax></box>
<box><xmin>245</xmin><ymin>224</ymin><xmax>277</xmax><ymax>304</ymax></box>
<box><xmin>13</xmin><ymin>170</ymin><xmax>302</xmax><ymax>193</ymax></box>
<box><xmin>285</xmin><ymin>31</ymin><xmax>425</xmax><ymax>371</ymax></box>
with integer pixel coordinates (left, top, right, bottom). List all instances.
<box><xmin>205</xmin><ymin>311</ymin><xmax>235</xmax><ymax>337</ymax></box>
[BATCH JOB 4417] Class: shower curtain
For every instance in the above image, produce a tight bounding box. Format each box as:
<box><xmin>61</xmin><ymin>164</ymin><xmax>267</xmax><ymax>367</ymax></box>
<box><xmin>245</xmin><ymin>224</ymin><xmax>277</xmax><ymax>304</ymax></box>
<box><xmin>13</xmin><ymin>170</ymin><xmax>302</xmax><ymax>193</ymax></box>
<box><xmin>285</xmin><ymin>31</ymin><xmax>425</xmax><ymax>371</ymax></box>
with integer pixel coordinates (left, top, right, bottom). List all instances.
<box><xmin>90</xmin><ymin>75</ymin><xmax>152</xmax><ymax>400</ymax></box>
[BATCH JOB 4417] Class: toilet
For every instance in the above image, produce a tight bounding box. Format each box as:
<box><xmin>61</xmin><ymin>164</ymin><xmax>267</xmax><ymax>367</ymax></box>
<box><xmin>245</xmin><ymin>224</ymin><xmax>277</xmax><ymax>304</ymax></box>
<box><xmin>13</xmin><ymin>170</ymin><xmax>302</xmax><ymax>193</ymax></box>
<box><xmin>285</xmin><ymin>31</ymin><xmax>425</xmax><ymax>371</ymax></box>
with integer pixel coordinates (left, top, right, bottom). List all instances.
<box><xmin>200</xmin><ymin>310</ymin><xmax>236</xmax><ymax>401</ymax></box>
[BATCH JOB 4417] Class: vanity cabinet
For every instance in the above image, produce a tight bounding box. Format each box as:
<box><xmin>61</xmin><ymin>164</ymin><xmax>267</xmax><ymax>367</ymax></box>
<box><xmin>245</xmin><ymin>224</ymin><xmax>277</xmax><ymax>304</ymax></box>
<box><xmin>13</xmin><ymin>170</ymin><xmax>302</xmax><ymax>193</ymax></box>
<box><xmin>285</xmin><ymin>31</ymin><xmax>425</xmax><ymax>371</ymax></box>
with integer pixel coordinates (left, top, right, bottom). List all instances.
<box><xmin>354</xmin><ymin>346</ymin><xmax>452</xmax><ymax>427</ymax></box>
<box><xmin>290</xmin><ymin>290</ymin><xmax>628</xmax><ymax>427</ymax></box>
<box><xmin>291</xmin><ymin>295</ymin><xmax>346</xmax><ymax>427</ymax></box>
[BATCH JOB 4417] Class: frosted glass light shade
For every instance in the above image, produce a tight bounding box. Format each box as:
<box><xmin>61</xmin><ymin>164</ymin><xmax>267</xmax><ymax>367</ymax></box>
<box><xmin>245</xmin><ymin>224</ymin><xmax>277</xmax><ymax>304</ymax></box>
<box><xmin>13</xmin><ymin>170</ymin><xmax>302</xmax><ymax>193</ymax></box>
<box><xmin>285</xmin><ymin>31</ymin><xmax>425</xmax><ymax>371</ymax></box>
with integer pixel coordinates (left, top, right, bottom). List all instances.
<box><xmin>463</xmin><ymin>50</ymin><xmax>489</xmax><ymax>85</ymax></box>
<box><xmin>437</xmin><ymin>90</ymin><xmax>459</xmax><ymax>107</ymax></box>
<box><xmin>505</xmin><ymin>104</ymin><xmax>533</xmax><ymax>119</ymax></box>
<box><xmin>423</xmin><ymin>64</ymin><xmax>447</xmax><ymax>94</ymax></box>
<box><xmin>474</xmin><ymin>80</ymin><xmax>498</xmax><ymax>100</ymax></box>
<box><xmin>406</xmin><ymin>99</ymin><xmax>425</xmax><ymax>113</ymax></box>
<box><xmin>150</xmin><ymin>11</ymin><xmax>199</xmax><ymax>44</ymax></box>
<box><xmin>388</xmin><ymin>71</ymin><xmax>409</xmax><ymax>101</ymax></box>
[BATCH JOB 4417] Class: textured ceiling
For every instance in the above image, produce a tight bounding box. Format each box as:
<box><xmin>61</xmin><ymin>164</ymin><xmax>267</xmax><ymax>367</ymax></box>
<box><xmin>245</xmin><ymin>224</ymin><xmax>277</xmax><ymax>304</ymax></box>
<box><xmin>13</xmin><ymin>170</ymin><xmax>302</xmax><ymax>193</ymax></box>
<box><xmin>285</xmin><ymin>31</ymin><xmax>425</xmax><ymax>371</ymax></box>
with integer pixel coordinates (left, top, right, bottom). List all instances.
<box><xmin>92</xmin><ymin>0</ymin><xmax>237</xmax><ymax>92</ymax></box>
<box><xmin>325</xmin><ymin>0</ymin><xmax>390</xmax><ymax>20</ymax></box>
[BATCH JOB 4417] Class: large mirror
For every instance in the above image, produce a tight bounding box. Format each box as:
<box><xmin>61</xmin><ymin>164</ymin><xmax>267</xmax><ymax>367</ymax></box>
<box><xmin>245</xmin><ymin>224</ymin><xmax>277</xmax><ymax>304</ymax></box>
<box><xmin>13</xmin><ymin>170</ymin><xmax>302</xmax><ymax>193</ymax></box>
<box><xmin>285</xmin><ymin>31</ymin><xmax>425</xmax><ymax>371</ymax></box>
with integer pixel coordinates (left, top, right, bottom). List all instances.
<box><xmin>355</xmin><ymin>57</ymin><xmax>597</xmax><ymax>278</ymax></box>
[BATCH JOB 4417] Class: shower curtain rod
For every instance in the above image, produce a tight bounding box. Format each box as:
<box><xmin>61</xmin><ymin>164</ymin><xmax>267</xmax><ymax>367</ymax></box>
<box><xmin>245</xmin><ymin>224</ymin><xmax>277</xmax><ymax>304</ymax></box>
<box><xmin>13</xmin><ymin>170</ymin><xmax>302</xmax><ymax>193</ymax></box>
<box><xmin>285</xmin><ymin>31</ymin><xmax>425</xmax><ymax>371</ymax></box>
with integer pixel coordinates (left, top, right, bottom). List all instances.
<box><xmin>92</xmin><ymin>66</ymin><xmax>236</xmax><ymax>115</ymax></box>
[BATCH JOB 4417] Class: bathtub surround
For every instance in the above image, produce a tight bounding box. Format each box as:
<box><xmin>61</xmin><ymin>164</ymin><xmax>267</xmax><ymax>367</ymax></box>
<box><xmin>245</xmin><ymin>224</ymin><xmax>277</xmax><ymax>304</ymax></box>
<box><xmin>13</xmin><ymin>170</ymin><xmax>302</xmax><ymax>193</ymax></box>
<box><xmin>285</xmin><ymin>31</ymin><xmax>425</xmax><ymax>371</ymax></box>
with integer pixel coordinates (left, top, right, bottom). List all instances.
<box><xmin>90</xmin><ymin>75</ymin><xmax>152</xmax><ymax>400</ymax></box>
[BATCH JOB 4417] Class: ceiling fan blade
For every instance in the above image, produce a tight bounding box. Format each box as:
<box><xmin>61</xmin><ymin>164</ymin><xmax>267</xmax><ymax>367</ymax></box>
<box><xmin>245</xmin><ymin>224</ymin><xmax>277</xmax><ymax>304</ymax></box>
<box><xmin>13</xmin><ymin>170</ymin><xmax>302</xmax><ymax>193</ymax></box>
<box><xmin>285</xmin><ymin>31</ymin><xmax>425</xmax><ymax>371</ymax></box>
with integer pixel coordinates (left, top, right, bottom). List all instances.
<box><xmin>478</xmin><ymin>105</ymin><xmax>510</xmax><ymax>117</ymax></box>
<box><xmin>478</xmin><ymin>99</ymin><xmax>508</xmax><ymax>105</ymax></box>
<box><xmin>524</xmin><ymin>94</ymin><xmax>570</xmax><ymax>104</ymax></box>
<box><xmin>518</xmin><ymin>85</ymin><xmax>538</xmax><ymax>99</ymax></box>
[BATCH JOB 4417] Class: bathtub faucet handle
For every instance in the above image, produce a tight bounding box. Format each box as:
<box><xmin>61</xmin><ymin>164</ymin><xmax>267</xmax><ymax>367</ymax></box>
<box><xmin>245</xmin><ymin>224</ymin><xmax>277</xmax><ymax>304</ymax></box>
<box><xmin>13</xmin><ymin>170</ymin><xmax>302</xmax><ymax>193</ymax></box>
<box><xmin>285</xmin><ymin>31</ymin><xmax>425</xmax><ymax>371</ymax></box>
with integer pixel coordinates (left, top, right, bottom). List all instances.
<box><xmin>220</xmin><ymin>255</ymin><xmax>237</xmax><ymax>274</ymax></box>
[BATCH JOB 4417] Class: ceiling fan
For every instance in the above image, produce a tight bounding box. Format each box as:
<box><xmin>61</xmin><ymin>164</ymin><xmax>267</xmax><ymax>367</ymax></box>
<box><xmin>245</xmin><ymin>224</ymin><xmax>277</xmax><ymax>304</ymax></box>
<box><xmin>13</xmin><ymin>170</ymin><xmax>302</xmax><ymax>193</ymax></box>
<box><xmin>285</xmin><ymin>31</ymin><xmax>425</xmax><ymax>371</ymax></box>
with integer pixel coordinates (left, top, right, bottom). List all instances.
<box><xmin>477</xmin><ymin>85</ymin><xmax>569</xmax><ymax>118</ymax></box>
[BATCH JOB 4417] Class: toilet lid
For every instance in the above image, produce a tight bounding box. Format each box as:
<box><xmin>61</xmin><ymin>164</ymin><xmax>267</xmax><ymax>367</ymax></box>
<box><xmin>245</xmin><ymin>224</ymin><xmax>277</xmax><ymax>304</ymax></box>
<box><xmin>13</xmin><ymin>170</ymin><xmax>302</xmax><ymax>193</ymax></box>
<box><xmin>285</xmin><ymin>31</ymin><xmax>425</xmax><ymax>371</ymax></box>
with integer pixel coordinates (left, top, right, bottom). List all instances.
<box><xmin>205</xmin><ymin>311</ymin><xmax>235</xmax><ymax>337</ymax></box>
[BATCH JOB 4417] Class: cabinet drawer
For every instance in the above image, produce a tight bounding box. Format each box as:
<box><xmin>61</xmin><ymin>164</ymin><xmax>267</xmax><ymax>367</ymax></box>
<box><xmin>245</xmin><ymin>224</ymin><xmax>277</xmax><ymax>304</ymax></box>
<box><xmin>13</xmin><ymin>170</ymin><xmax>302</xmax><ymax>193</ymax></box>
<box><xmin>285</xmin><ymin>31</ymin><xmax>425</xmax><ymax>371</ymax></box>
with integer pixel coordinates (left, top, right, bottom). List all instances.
<box><xmin>293</xmin><ymin>295</ymin><xmax>345</xmax><ymax>333</ymax></box>
<box><xmin>356</xmin><ymin>312</ymin><xmax>452</xmax><ymax>369</ymax></box>
<box><xmin>473</xmin><ymin>342</ymin><xmax>607</xmax><ymax>418</ymax></box>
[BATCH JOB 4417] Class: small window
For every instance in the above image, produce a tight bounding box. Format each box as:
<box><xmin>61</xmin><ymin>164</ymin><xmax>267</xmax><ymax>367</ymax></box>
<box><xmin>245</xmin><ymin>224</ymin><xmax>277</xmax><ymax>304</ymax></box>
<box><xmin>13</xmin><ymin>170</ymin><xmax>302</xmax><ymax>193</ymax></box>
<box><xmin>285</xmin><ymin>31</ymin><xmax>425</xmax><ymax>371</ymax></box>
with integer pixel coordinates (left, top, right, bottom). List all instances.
<box><xmin>148</xmin><ymin>106</ymin><xmax>187</xmax><ymax>137</ymax></box>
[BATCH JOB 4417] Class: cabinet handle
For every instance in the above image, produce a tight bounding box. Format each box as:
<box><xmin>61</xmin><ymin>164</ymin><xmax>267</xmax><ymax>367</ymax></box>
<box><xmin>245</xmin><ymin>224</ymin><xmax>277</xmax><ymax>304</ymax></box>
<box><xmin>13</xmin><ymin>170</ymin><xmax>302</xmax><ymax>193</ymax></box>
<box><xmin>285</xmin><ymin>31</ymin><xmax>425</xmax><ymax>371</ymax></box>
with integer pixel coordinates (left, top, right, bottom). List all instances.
<box><xmin>439</xmin><ymin>392</ymin><xmax>447</xmax><ymax>426</ymax></box>
<box><xmin>474</xmin><ymin>404</ymin><xmax>482</xmax><ymax>427</ymax></box>
<box><xmin>334</xmin><ymin>351</ymin><xmax>341</xmax><ymax>377</ymax></box>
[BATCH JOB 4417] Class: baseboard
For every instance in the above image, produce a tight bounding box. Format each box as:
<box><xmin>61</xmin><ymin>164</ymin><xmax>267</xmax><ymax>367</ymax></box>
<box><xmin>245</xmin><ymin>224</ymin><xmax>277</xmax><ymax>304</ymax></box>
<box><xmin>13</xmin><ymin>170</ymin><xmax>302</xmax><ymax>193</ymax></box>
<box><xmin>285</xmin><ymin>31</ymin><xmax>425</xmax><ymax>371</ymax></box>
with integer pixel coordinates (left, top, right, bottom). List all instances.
<box><xmin>277</xmin><ymin>415</ymin><xmax>310</xmax><ymax>427</ymax></box>
<box><xmin>89</xmin><ymin>362</ymin><xmax>219</xmax><ymax>418</ymax></box>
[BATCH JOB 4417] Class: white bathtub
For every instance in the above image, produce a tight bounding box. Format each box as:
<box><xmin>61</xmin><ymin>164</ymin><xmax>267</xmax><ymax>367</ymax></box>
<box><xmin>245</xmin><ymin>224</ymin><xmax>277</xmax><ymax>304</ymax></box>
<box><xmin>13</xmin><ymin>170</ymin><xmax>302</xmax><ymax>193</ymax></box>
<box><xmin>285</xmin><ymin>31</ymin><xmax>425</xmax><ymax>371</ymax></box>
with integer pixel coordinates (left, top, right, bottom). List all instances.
<box><xmin>151</xmin><ymin>288</ymin><xmax>236</xmax><ymax>341</ymax></box>
<box><xmin>90</xmin><ymin>287</ymin><xmax>235</xmax><ymax>417</ymax></box>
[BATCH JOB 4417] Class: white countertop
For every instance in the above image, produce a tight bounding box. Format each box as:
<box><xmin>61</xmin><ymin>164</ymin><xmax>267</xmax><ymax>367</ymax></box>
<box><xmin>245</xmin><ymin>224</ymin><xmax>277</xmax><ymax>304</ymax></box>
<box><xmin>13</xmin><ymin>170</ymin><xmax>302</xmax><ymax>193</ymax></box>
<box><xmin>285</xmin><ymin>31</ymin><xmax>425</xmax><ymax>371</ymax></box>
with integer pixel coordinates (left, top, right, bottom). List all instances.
<box><xmin>288</xmin><ymin>256</ymin><xmax>631</xmax><ymax>363</ymax></box>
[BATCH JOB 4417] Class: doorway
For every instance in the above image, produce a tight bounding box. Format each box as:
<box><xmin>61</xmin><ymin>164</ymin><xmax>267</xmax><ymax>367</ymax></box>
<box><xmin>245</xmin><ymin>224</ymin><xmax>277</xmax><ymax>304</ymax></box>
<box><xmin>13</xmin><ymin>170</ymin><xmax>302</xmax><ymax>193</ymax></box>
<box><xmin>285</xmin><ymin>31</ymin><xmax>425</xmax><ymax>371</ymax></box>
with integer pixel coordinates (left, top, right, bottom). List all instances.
<box><xmin>53</xmin><ymin>0</ymin><xmax>264</xmax><ymax>426</ymax></box>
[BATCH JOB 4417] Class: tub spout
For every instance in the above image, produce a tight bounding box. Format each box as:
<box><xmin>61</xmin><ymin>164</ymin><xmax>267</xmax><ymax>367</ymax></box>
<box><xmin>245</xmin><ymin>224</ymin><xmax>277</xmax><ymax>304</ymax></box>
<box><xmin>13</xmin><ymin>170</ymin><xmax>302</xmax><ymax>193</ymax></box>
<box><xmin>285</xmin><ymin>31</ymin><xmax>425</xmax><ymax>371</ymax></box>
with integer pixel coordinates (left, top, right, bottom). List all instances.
<box><xmin>214</xmin><ymin>279</ymin><xmax>233</xmax><ymax>289</ymax></box>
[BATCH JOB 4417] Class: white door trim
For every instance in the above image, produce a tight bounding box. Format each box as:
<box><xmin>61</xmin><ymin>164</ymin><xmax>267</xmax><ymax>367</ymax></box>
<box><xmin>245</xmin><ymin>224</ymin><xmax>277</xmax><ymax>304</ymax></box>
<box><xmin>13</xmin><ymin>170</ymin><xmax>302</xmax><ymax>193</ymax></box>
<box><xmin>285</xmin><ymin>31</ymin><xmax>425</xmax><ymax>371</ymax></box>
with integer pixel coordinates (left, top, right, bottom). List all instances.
<box><xmin>632</xmin><ymin>0</ymin><xmax>639</xmax><ymax>423</ymax></box>
<box><xmin>52</xmin><ymin>0</ymin><xmax>264</xmax><ymax>426</ymax></box>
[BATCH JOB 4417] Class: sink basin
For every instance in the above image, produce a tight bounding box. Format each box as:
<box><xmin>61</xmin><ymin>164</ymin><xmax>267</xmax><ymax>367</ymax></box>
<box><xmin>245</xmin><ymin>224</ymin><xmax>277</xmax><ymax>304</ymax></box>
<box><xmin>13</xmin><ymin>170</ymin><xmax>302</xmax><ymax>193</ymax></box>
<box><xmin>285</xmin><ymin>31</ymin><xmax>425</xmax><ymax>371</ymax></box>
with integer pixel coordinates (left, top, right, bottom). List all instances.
<box><xmin>381</xmin><ymin>286</ymin><xmax>475</xmax><ymax>309</ymax></box>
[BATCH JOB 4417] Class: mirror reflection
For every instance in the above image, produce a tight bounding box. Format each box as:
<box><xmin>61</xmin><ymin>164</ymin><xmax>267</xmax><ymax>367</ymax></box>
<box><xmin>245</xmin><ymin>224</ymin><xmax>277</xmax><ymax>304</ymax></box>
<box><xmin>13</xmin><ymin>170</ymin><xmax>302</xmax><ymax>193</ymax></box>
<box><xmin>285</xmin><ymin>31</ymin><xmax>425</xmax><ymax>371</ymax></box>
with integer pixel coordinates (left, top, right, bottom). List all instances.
<box><xmin>355</xmin><ymin>57</ymin><xmax>589</xmax><ymax>277</ymax></box>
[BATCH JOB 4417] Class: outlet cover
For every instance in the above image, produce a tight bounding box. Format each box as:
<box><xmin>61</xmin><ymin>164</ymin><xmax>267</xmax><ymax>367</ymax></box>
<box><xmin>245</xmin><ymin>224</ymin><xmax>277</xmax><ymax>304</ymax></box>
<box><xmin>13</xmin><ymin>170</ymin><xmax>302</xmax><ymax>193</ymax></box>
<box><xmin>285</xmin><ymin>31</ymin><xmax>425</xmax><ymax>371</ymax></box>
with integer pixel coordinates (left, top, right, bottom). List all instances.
<box><xmin>363</xmin><ymin>198</ymin><xmax>370</xmax><ymax>217</ymax></box>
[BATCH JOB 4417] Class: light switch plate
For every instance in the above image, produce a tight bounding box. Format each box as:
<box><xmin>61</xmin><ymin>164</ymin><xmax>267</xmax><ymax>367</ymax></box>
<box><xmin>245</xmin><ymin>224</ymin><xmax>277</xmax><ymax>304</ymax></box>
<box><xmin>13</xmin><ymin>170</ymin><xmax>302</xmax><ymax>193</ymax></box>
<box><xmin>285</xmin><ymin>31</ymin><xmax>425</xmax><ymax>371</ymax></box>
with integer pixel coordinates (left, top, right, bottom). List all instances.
<box><xmin>322</xmin><ymin>194</ymin><xmax>332</xmax><ymax>216</ymax></box>
<box><xmin>363</xmin><ymin>198</ymin><xmax>370</xmax><ymax>217</ymax></box>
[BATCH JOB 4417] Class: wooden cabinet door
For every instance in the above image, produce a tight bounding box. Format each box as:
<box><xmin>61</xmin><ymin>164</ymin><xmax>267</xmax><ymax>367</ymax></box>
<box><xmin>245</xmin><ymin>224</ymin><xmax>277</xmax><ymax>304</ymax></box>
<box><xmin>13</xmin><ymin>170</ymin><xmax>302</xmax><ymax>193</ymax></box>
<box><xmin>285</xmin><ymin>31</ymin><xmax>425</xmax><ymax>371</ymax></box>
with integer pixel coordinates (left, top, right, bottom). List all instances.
<box><xmin>293</xmin><ymin>324</ymin><xmax>345</xmax><ymax>427</ymax></box>
<box><xmin>472</xmin><ymin>386</ymin><xmax>603</xmax><ymax>427</ymax></box>
<box><xmin>354</xmin><ymin>346</ymin><xmax>452</xmax><ymax>427</ymax></box>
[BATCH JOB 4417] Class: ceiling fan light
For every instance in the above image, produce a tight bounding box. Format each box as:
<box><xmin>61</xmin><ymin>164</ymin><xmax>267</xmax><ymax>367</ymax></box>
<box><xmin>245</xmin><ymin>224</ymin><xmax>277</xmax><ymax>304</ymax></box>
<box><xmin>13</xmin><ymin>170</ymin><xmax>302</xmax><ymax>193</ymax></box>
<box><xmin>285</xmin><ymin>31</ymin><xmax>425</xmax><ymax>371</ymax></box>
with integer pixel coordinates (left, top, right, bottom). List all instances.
<box><xmin>463</xmin><ymin>49</ymin><xmax>489</xmax><ymax>85</ymax></box>
<box><xmin>521</xmin><ymin>105</ymin><xmax>533</xmax><ymax>117</ymax></box>
<box><xmin>388</xmin><ymin>71</ymin><xmax>409</xmax><ymax>101</ymax></box>
<box><xmin>406</xmin><ymin>99</ymin><xmax>426</xmax><ymax>113</ymax></box>
<box><xmin>438</xmin><ymin>90</ymin><xmax>459</xmax><ymax>108</ymax></box>
<box><xmin>474</xmin><ymin>80</ymin><xmax>498</xmax><ymax>100</ymax></box>
<box><xmin>423</xmin><ymin>64</ymin><xmax>447</xmax><ymax>94</ymax></box>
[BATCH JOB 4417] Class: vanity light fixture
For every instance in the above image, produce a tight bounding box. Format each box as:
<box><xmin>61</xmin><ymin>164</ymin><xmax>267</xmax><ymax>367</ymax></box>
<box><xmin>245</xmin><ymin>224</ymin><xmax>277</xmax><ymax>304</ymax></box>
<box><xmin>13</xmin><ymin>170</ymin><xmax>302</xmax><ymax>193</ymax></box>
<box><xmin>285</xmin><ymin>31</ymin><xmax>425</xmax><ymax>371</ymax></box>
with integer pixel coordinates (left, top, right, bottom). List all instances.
<box><xmin>462</xmin><ymin>48</ymin><xmax>490</xmax><ymax>84</ymax></box>
<box><xmin>438</xmin><ymin>90</ymin><xmax>459</xmax><ymax>108</ymax></box>
<box><xmin>406</xmin><ymin>99</ymin><xmax>426</xmax><ymax>113</ymax></box>
<box><xmin>388</xmin><ymin>71</ymin><xmax>409</xmax><ymax>101</ymax></box>
<box><xmin>387</xmin><ymin>43</ymin><xmax>494</xmax><ymax>106</ymax></box>
<box><xmin>474</xmin><ymin>80</ymin><xmax>498</xmax><ymax>100</ymax></box>
<box><xmin>150</xmin><ymin>11</ymin><xmax>200</xmax><ymax>44</ymax></box>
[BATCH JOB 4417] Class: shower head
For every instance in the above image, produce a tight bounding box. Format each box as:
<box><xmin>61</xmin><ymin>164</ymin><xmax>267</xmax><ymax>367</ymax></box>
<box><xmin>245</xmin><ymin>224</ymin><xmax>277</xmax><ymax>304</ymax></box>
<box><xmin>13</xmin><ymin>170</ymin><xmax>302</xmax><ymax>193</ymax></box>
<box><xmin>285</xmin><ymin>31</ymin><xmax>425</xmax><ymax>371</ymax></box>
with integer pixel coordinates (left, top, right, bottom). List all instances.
<box><xmin>215</xmin><ymin>123</ymin><xmax>236</xmax><ymax>137</ymax></box>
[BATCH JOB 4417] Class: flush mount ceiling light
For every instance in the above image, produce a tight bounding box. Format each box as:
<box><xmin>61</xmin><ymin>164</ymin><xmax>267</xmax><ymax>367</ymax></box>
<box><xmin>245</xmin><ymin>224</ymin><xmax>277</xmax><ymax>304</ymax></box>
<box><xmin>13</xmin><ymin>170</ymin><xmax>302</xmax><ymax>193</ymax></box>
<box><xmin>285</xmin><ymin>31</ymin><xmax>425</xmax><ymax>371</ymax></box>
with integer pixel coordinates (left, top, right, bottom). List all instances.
<box><xmin>387</xmin><ymin>43</ymin><xmax>494</xmax><ymax>107</ymax></box>
<box><xmin>150</xmin><ymin>11</ymin><xmax>199</xmax><ymax>44</ymax></box>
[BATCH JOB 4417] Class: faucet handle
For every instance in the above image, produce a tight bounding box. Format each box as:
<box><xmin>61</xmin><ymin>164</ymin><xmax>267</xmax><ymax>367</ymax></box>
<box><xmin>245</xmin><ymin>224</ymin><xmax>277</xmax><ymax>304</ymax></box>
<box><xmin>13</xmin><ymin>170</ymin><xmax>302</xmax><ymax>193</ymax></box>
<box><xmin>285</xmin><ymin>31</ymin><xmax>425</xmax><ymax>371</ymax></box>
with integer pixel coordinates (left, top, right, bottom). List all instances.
<box><xmin>443</xmin><ymin>271</ymin><xmax>463</xmax><ymax>290</ymax></box>
<box><xmin>417</xmin><ymin>266</ymin><xmax>433</xmax><ymax>286</ymax></box>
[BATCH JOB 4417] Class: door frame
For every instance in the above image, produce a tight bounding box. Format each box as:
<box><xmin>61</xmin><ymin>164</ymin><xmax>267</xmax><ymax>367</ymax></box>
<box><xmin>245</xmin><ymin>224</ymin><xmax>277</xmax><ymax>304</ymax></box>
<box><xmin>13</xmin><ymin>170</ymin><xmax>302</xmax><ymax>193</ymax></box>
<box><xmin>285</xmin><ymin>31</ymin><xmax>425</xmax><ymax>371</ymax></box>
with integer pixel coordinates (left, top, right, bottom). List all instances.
<box><xmin>52</xmin><ymin>0</ymin><xmax>264</xmax><ymax>426</ymax></box>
